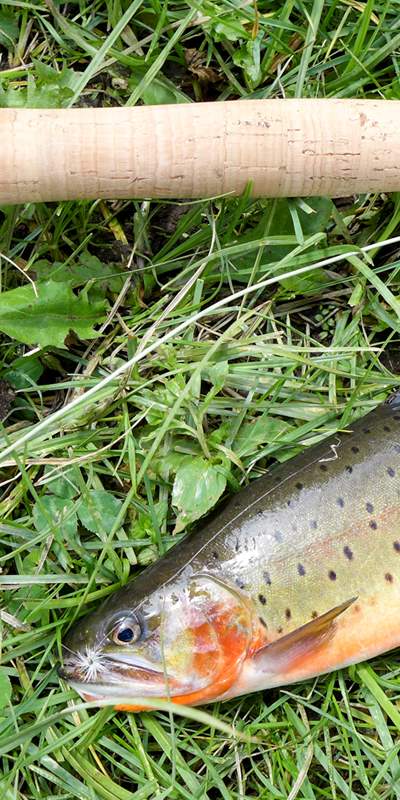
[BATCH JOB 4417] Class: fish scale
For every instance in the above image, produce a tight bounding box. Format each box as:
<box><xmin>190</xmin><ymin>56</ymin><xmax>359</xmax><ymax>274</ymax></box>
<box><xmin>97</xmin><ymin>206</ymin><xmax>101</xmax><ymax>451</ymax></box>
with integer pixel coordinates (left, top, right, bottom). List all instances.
<box><xmin>60</xmin><ymin>398</ymin><xmax>400</xmax><ymax>709</ymax></box>
<box><xmin>166</xmin><ymin>401</ymin><xmax>400</xmax><ymax>636</ymax></box>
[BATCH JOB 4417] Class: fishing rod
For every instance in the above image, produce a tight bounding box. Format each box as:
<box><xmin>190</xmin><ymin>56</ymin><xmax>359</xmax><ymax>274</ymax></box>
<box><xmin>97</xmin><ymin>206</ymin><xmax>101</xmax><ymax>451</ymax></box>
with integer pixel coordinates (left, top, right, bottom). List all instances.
<box><xmin>1</xmin><ymin>98</ymin><xmax>398</xmax><ymax>204</ymax></box>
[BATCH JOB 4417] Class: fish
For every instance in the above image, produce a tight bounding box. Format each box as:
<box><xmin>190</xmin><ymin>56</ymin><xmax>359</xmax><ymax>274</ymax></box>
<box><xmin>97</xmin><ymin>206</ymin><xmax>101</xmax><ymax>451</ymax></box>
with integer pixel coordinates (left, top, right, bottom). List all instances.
<box><xmin>59</xmin><ymin>397</ymin><xmax>400</xmax><ymax>710</ymax></box>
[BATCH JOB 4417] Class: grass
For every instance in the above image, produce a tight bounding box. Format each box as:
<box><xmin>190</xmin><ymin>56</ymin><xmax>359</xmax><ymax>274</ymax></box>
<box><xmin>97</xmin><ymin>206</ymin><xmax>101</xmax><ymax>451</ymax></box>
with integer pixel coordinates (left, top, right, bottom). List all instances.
<box><xmin>1</xmin><ymin>0</ymin><xmax>400</xmax><ymax>797</ymax></box>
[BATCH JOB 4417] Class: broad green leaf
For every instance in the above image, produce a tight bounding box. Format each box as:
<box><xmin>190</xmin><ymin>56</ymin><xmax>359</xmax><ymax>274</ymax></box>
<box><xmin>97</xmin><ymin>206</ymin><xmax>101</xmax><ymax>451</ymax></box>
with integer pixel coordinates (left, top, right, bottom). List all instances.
<box><xmin>137</xmin><ymin>544</ymin><xmax>158</xmax><ymax>565</ymax></box>
<box><xmin>172</xmin><ymin>456</ymin><xmax>227</xmax><ymax>531</ymax></box>
<box><xmin>0</xmin><ymin>63</ymin><xmax>78</xmax><ymax>108</ymax></box>
<box><xmin>279</xmin><ymin>267</ymin><xmax>332</xmax><ymax>295</ymax></box>
<box><xmin>0</xmin><ymin>10</ymin><xmax>19</xmax><ymax>46</ymax></box>
<box><xmin>44</xmin><ymin>466</ymin><xmax>81</xmax><ymax>500</ymax></box>
<box><xmin>153</xmin><ymin>448</ymin><xmax>201</xmax><ymax>477</ymax></box>
<box><xmin>204</xmin><ymin>361</ymin><xmax>229</xmax><ymax>391</ymax></box>
<box><xmin>348</xmin><ymin>281</ymin><xmax>365</xmax><ymax>307</ymax></box>
<box><xmin>0</xmin><ymin>669</ymin><xmax>11</xmax><ymax>710</ymax></box>
<box><xmin>13</xmin><ymin>584</ymin><xmax>49</xmax><ymax>623</ymax></box>
<box><xmin>33</xmin><ymin>253</ymin><xmax>125</xmax><ymax>292</ymax></box>
<box><xmin>129</xmin><ymin>499</ymin><xmax>168</xmax><ymax>539</ymax></box>
<box><xmin>77</xmin><ymin>490</ymin><xmax>123</xmax><ymax>536</ymax></box>
<box><xmin>212</xmin><ymin>17</ymin><xmax>246</xmax><ymax>42</ymax></box>
<box><xmin>127</xmin><ymin>67</ymin><xmax>190</xmax><ymax>106</ymax></box>
<box><xmin>128</xmin><ymin>508</ymin><xmax>154</xmax><ymax>539</ymax></box>
<box><xmin>0</xmin><ymin>280</ymin><xmax>107</xmax><ymax>348</ymax></box>
<box><xmin>4</xmin><ymin>354</ymin><xmax>43</xmax><ymax>389</ymax></box>
<box><xmin>33</xmin><ymin>60</ymin><xmax>78</xmax><ymax>91</ymax></box>
<box><xmin>142</xmin><ymin>376</ymin><xmax>188</xmax><ymax>426</ymax></box>
<box><xmin>33</xmin><ymin>496</ymin><xmax>78</xmax><ymax>541</ymax></box>
<box><xmin>233</xmin><ymin>36</ymin><xmax>262</xmax><ymax>86</ymax></box>
<box><xmin>234</xmin><ymin>414</ymin><xmax>292</xmax><ymax>458</ymax></box>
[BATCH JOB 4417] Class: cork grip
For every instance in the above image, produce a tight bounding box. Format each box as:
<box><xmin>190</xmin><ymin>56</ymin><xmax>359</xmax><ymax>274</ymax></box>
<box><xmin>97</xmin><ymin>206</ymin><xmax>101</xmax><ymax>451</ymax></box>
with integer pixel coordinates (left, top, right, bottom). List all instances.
<box><xmin>0</xmin><ymin>99</ymin><xmax>399</xmax><ymax>203</ymax></box>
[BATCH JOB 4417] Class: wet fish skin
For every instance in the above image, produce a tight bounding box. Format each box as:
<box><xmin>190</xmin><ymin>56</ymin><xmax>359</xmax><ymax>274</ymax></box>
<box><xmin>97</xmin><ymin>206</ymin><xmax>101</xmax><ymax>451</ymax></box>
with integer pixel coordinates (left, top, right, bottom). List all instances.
<box><xmin>60</xmin><ymin>398</ymin><xmax>400</xmax><ymax>708</ymax></box>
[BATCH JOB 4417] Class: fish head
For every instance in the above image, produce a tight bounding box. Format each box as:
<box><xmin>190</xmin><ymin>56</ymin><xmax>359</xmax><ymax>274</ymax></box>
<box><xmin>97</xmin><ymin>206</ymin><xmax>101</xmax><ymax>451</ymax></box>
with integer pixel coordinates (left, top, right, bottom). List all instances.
<box><xmin>60</xmin><ymin>572</ymin><xmax>260</xmax><ymax>708</ymax></box>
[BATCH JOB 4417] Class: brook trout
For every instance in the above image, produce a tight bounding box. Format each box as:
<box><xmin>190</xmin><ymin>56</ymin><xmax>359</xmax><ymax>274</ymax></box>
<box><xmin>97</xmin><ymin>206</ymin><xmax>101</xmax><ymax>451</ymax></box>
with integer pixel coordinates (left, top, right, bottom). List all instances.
<box><xmin>60</xmin><ymin>398</ymin><xmax>400</xmax><ymax>709</ymax></box>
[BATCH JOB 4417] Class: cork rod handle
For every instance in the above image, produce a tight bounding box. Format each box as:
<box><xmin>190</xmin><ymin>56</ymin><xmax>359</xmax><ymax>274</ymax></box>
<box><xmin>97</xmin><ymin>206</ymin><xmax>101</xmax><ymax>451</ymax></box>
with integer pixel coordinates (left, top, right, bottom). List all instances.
<box><xmin>0</xmin><ymin>99</ymin><xmax>399</xmax><ymax>204</ymax></box>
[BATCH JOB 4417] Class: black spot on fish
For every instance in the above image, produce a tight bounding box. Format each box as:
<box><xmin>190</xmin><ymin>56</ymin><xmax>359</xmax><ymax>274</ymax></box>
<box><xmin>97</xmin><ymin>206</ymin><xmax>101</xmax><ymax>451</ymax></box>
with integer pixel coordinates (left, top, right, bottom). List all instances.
<box><xmin>311</xmin><ymin>610</ymin><xmax>318</xmax><ymax>619</ymax></box>
<box><xmin>263</xmin><ymin>571</ymin><xmax>272</xmax><ymax>586</ymax></box>
<box><xmin>319</xmin><ymin>464</ymin><xmax>328</xmax><ymax>472</ymax></box>
<box><xmin>384</xmin><ymin>425</ymin><xmax>391</xmax><ymax>432</ymax></box>
<box><xmin>343</xmin><ymin>545</ymin><xmax>353</xmax><ymax>560</ymax></box>
<box><xmin>393</xmin><ymin>541</ymin><xmax>400</xmax><ymax>553</ymax></box>
<box><xmin>259</xmin><ymin>617</ymin><xmax>267</xmax><ymax>629</ymax></box>
<box><xmin>363</xmin><ymin>428</ymin><xmax>371</xmax><ymax>434</ymax></box>
<box><xmin>345</xmin><ymin>465</ymin><xmax>353</xmax><ymax>474</ymax></box>
<box><xmin>351</xmin><ymin>446</ymin><xmax>360</xmax><ymax>454</ymax></box>
<box><xmin>336</xmin><ymin>497</ymin><xmax>344</xmax><ymax>508</ymax></box>
<box><xmin>385</xmin><ymin>572</ymin><xmax>394</xmax><ymax>583</ymax></box>
<box><xmin>287</xmin><ymin>499</ymin><xmax>292</xmax><ymax>507</ymax></box>
<box><xmin>328</xmin><ymin>570</ymin><xmax>337</xmax><ymax>581</ymax></box>
<box><xmin>212</xmin><ymin>551</ymin><xmax>219</xmax><ymax>559</ymax></box>
<box><xmin>285</xmin><ymin>608</ymin><xmax>291</xmax><ymax>620</ymax></box>
<box><xmin>394</xmin><ymin>414</ymin><xmax>400</xmax><ymax>420</ymax></box>
<box><xmin>235</xmin><ymin>578</ymin><xmax>246</xmax><ymax>590</ymax></box>
<box><xmin>310</xmin><ymin>519</ymin><xmax>318</xmax><ymax>530</ymax></box>
<box><xmin>277</xmin><ymin>626</ymin><xmax>283</xmax><ymax>634</ymax></box>
<box><xmin>387</xmin><ymin>467</ymin><xmax>396</xmax><ymax>477</ymax></box>
<box><xmin>258</xmin><ymin>594</ymin><xmax>267</xmax><ymax>605</ymax></box>
<box><xmin>366</xmin><ymin>502</ymin><xmax>374</xmax><ymax>513</ymax></box>
<box><xmin>296</xmin><ymin>482</ymin><xmax>304</xmax><ymax>491</ymax></box>
<box><xmin>297</xmin><ymin>563</ymin><xmax>306</xmax><ymax>576</ymax></box>
<box><xmin>369</xmin><ymin>520</ymin><xmax>378</xmax><ymax>530</ymax></box>
<box><xmin>235</xmin><ymin>540</ymin><xmax>240</xmax><ymax>552</ymax></box>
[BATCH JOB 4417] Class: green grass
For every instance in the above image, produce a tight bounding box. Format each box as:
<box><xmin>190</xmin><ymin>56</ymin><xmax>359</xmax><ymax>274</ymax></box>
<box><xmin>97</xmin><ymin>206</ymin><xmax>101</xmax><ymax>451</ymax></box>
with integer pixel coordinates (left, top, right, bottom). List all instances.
<box><xmin>2</xmin><ymin>1</ymin><xmax>400</xmax><ymax>797</ymax></box>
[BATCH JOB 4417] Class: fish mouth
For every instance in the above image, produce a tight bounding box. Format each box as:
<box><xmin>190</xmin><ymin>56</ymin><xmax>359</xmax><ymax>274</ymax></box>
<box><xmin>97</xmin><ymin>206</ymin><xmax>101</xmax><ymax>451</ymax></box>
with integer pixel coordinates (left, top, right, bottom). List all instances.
<box><xmin>59</xmin><ymin>652</ymin><xmax>170</xmax><ymax>700</ymax></box>
<box><xmin>59</xmin><ymin>674</ymin><xmax>165</xmax><ymax>704</ymax></box>
<box><xmin>59</xmin><ymin>651</ymin><xmax>217</xmax><ymax>708</ymax></box>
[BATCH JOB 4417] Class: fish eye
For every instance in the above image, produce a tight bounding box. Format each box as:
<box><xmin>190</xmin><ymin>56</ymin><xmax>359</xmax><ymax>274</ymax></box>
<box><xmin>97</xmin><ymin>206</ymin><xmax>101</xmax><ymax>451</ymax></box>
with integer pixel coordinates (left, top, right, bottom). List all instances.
<box><xmin>112</xmin><ymin>617</ymin><xmax>141</xmax><ymax>645</ymax></box>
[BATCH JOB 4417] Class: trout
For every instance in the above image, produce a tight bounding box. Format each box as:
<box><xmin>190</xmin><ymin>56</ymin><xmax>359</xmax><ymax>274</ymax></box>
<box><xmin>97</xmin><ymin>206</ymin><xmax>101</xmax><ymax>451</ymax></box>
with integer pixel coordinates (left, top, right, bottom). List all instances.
<box><xmin>60</xmin><ymin>398</ymin><xmax>400</xmax><ymax>709</ymax></box>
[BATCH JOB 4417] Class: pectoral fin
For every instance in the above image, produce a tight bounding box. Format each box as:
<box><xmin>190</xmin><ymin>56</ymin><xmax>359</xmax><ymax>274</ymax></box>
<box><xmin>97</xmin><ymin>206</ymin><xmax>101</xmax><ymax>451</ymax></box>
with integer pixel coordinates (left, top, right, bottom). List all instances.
<box><xmin>253</xmin><ymin>596</ymin><xmax>356</xmax><ymax>676</ymax></box>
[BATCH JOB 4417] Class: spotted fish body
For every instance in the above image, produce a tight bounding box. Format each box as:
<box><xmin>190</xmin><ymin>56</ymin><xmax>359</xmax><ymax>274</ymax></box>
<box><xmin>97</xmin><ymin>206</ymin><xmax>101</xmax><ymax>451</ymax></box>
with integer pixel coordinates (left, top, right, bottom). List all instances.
<box><xmin>60</xmin><ymin>399</ymin><xmax>400</xmax><ymax>708</ymax></box>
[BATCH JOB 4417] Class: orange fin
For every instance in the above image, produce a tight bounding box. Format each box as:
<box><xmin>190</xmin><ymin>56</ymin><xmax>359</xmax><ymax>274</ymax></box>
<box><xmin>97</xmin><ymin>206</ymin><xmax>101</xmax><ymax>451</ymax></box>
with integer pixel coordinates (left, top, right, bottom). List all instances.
<box><xmin>253</xmin><ymin>596</ymin><xmax>356</xmax><ymax>676</ymax></box>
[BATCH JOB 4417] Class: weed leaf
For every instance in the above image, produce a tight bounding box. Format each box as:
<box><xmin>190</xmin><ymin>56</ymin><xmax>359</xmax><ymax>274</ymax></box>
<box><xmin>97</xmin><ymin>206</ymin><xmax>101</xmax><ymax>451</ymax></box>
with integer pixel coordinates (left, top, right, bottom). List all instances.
<box><xmin>0</xmin><ymin>280</ymin><xmax>107</xmax><ymax>348</ymax></box>
<box><xmin>172</xmin><ymin>456</ymin><xmax>227</xmax><ymax>531</ymax></box>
